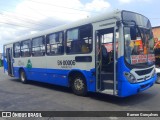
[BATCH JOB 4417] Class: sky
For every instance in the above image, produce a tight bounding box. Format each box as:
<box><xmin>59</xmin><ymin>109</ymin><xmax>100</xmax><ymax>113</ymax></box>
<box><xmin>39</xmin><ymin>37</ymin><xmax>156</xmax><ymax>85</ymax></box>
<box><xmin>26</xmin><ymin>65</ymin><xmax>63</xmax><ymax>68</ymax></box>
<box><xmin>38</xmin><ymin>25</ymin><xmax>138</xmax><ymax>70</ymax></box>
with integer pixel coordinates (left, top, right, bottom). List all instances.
<box><xmin>0</xmin><ymin>0</ymin><xmax>160</xmax><ymax>52</ymax></box>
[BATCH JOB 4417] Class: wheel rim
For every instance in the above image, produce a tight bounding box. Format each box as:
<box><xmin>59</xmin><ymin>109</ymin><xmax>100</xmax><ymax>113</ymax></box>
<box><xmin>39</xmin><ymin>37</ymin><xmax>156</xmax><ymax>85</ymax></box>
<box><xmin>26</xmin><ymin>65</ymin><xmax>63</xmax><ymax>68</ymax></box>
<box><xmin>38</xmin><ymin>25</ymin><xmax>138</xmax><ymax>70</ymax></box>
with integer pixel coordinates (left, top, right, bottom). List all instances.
<box><xmin>21</xmin><ymin>72</ymin><xmax>25</xmax><ymax>82</ymax></box>
<box><xmin>74</xmin><ymin>78</ymin><xmax>84</xmax><ymax>91</ymax></box>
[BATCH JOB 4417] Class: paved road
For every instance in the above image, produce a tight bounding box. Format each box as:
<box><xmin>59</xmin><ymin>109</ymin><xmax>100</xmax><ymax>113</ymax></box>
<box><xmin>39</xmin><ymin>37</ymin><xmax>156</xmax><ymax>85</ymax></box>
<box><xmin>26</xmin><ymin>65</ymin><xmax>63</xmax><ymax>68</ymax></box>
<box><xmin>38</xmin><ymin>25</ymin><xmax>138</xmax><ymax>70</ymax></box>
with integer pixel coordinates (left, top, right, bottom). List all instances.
<box><xmin>0</xmin><ymin>67</ymin><xmax>159</xmax><ymax>120</ymax></box>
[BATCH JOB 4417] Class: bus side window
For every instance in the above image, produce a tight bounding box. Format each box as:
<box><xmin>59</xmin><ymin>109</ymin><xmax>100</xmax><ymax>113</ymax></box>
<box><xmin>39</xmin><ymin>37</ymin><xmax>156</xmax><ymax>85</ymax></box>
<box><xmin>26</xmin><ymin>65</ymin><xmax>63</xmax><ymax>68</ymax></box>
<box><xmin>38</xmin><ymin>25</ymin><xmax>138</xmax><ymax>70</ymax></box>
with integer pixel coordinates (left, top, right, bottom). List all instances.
<box><xmin>46</xmin><ymin>32</ymin><xmax>64</xmax><ymax>55</ymax></box>
<box><xmin>21</xmin><ymin>39</ymin><xmax>31</xmax><ymax>57</ymax></box>
<box><xmin>80</xmin><ymin>25</ymin><xmax>92</xmax><ymax>53</ymax></box>
<box><xmin>32</xmin><ymin>36</ymin><xmax>45</xmax><ymax>57</ymax></box>
<box><xmin>13</xmin><ymin>42</ymin><xmax>20</xmax><ymax>58</ymax></box>
<box><xmin>66</xmin><ymin>24</ymin><xmax>92</xmax><ymax>54</ymax></box>
<box><xmin>66</xmin><ymin>29</ymin><xmax>79</xmax><ymax>54</ymax></box>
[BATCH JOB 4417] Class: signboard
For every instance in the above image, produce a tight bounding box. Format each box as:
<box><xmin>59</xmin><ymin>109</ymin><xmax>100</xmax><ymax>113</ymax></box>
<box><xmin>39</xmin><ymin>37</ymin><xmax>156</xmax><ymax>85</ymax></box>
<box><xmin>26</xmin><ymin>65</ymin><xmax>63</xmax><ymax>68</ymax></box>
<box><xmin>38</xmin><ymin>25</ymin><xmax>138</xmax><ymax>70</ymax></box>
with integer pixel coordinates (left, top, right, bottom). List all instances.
<box><xmin>131</xmin><ymin>54</ymin><xmax>155</xmax><ymax>64</ymax></box>
<box><xmin>148</xmin><ymin>54</ymin><xmax>155</xmax><ymax>62</ymax></box>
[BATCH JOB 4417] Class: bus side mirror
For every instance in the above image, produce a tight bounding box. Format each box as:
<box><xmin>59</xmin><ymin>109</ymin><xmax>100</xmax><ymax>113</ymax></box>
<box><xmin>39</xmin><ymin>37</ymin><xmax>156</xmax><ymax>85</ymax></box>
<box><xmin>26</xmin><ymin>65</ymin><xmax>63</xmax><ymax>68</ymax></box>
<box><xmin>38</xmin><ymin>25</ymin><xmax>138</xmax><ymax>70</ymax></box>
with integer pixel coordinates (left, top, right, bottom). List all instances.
<box><xmin>130</xmin><ymin>26</ymin><xmax>136</xmax><ymax>40</ymax></box>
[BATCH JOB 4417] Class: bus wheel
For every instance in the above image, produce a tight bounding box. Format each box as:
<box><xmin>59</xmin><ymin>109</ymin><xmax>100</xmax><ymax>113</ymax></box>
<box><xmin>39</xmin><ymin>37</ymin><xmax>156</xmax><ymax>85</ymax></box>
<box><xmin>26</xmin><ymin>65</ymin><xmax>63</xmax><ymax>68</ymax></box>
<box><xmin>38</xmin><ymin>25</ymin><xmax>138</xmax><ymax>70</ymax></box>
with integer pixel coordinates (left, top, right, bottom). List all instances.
<box><xmin>71</xmin><ymin>75</ymin><xmax>87</xmax><ymax>96</ymax></box>
<box><xmin>20</xmin><ymin>70</ymin><xmax>27</xmax><ymax>84</ymax></box>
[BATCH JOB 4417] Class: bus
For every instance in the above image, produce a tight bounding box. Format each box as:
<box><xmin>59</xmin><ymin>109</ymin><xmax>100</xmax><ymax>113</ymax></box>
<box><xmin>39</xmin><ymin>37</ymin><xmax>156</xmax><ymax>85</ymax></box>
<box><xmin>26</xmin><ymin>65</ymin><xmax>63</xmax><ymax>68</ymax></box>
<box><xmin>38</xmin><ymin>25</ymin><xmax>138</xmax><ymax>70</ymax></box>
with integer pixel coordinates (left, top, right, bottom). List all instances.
<box><xmin>3</xmin><ymin>10</ymin><xmax>156</xmax><ymax>97</ymax></box>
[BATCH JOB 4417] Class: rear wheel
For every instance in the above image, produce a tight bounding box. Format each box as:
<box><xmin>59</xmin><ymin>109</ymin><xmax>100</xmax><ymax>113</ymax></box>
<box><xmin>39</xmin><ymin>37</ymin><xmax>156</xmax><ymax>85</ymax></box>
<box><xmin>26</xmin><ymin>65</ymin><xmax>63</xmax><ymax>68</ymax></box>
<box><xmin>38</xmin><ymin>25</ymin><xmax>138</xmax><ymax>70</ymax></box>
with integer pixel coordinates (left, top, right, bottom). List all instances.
<box><xmin>20</xmin><ymin>70</ymin><xmax>27</xmax><ymax>84</ymax></box>
<box><xmin>71</xmin><ymin>75</ymin><xmax>87</xmax><ymax>96</ymax></box>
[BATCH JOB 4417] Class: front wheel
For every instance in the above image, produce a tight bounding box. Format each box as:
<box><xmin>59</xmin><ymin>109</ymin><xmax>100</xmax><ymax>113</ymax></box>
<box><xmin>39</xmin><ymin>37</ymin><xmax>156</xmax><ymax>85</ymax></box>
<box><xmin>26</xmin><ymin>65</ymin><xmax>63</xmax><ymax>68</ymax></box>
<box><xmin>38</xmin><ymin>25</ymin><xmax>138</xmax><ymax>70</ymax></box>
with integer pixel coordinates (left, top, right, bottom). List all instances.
<box><xmin>71</xmin><ymin>75</ymin><xmax>87</xmax><ymax>96</ymax></box>
<box><xmin>20</xmin><ymin>70</ymin><xmax>27</xmax><ymax>84</ymax></box>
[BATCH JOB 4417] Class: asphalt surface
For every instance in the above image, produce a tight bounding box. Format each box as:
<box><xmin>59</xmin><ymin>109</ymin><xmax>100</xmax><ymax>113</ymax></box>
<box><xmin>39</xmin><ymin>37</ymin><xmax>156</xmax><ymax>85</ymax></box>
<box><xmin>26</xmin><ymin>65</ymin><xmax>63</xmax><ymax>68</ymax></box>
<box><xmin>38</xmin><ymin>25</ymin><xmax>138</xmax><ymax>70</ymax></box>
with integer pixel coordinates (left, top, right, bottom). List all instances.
<box><xmin>0</xmin><ymin>67</ymin><xmax>160</xmax><ymax>120</ymax></box>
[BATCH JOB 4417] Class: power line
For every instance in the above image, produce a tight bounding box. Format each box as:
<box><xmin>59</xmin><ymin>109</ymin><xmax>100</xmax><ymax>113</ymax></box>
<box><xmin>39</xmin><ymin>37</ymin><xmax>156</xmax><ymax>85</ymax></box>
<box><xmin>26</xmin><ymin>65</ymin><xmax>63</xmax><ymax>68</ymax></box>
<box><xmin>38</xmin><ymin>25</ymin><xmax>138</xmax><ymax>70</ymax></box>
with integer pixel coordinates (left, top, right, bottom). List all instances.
<box><xmin>25</xmin><ymin>4</ymin><xmax>89</xmax><ymax>16</ymax></box>
<box><xmin>0</xmin><ymin>3</ymin><xmax>89</xmax><ymax>29</ymax></box>
<box><xmin>0</xmin><ymin>12</ymin><xmax>53</xmax><ymax>28</ymax></box>
<box><xmin>0</xmin><ymin>0</ymin><xmax>96</xmax><ymax>30</ymax></box>
<box><xmin>0</xmin><ymin>21</ymin><xmax>40</xmax><ymax>29</ymax></box>
<box><xmin>27</xmin><ymin>0</ymin><xmax>99</xmax><ymax>14</ymax></box>
<box><xmin>0</xmin><ymin>9</ymin><xmax>59</xmax><ymax>27</ymax></box>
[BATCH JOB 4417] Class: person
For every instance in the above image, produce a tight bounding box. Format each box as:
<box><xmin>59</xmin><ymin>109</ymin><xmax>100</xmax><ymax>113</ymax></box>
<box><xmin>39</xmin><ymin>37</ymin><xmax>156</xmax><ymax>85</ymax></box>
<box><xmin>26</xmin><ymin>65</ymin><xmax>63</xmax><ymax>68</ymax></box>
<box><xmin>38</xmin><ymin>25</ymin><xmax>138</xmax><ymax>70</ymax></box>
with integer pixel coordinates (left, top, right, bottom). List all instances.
<box><xmin>102</xmin><ymin>45</ymin><xmax>108</xmax><ymax>58</ymax></box>
<box><xmin>81</xmin><ymin>42</ymin><xmax>89</xmax><ymax>53</ymax></box>
<box><xmin>125</xmin><ymin>40</ymin><xmax>132</xmax><ymax>63</ymax></box>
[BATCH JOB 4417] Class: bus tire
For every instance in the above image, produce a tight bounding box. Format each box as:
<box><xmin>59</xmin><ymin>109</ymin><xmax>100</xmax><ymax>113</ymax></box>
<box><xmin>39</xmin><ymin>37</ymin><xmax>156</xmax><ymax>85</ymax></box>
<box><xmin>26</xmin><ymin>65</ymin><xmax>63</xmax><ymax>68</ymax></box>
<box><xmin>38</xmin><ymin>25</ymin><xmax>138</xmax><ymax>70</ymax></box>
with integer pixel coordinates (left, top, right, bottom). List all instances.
<box><xmin>71</xmin><ymin>74</ymin><xmax>87</xmax><ymax>96</ymax></box>
<box><xmin>20</xmin><ymin>70</ymin><xmax>27</xmax><ymax>84</ymax></box>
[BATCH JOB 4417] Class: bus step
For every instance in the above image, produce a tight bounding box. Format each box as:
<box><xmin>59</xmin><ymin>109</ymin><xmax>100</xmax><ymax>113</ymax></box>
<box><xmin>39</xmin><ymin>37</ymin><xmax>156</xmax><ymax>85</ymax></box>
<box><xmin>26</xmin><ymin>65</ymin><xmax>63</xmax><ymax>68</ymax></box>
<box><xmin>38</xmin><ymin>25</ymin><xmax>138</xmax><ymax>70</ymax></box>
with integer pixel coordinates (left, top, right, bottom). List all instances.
<box><xmin>100</xmin><ymin>89</ymin><xmax>114</xmax><ymax>95</ymax></box>
<box><xmin>101</xmin><ymin>73</ymin><xmax>114</xmax><ymax>80</ymax></box>
<box><xmin>102</xmin><ymin>80</ymin><xmax>114</xmax><ymax>90</ymax></box>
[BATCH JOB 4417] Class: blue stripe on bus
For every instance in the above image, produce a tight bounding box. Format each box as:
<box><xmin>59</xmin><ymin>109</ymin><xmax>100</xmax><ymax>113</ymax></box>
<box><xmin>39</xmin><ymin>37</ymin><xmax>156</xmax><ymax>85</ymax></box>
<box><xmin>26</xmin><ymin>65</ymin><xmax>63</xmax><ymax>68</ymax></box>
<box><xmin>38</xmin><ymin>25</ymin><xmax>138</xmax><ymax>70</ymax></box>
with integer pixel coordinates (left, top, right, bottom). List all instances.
<box><xmin>11</xmin><ymin>57</ymin><xmax>157</xmax><ymax>97</ymax></box>
<box><xmin>13</xmin><ymin>67</ymin><xmax>96</xmax><ymax>92</ymax></box>
<box><xmin>117</xmin><ymin>56</ymin><xmax>157</xmax><ymax>97</ymax></box>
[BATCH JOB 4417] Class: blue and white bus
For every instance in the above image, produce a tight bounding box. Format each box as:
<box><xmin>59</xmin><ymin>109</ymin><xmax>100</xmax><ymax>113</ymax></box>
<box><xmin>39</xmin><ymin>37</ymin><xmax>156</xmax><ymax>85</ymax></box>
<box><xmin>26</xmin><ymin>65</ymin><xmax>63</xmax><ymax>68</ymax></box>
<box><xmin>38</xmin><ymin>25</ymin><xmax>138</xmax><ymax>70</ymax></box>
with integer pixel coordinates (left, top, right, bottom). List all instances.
<box><xmin>3</xmin><ymin>10</ymin><xmax>156</xmax><ymax>97</ymax></box>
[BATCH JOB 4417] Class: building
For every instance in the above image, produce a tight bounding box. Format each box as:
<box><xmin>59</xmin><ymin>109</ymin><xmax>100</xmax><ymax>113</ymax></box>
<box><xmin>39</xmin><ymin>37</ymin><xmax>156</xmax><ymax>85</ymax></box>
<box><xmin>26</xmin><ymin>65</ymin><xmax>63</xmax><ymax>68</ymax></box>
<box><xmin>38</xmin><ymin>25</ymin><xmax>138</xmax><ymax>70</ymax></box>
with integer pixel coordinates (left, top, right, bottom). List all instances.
<box><xmin>152</xmin><ymin>26</ymin><xmax>160</xmax><ymax>66</ymax></box>
<box><xmin>153</xmin><ymin>26</ymin><xmax>160</xmax><ymax>49</ymax></box>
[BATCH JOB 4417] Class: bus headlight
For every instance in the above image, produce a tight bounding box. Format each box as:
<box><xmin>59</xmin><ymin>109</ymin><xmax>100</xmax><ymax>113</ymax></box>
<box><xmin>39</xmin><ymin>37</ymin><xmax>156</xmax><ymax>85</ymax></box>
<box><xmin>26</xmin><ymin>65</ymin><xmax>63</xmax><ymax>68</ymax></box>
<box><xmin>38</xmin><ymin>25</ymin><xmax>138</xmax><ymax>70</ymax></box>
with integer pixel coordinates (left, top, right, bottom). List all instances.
<box><xmin>124</xmin><ymin>72</ymin><xmax>137</xmax><ymax>83</ymax></box>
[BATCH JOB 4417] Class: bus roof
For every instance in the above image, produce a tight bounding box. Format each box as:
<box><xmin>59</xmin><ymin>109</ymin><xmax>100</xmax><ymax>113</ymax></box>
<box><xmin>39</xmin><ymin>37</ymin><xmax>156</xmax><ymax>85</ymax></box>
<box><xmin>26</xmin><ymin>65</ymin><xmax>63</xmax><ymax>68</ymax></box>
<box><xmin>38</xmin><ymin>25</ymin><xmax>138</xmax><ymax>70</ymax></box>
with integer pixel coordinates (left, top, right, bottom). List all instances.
<box><xmin>4</xmin><ymin>10</ymin><xmax>123</xmax><ymax>45</ymax></box>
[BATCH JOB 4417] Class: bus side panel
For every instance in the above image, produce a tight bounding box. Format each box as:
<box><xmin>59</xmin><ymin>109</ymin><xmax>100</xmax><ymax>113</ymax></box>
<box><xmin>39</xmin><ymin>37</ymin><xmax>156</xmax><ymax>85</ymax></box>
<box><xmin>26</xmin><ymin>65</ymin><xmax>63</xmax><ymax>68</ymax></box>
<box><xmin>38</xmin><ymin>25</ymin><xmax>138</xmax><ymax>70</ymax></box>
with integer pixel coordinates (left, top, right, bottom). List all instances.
<box><xmin>46</xmin><ymin>68</ymin><xmax>69</xmax><ymax>86</ymax></box>
<box><xmin>13</xmin><ymin>67</ymin><xmax>20</xmax><ymax>78</ymax></box>
<box><xmin>87</xmin><ymin>68</ymin><xmax>96</xmax><ymax>92</ymax></box>
<box><xmin>14</xmin><ymin>67</ymin><xmax>68</xmax><ymax>86</ymax></box>
<box><xmin>118</xmin><ymin>57</ymin><xmax>156</xmax><ymax>97</ymax></box>
<box><xmin>13</xmin><ymin>66</ymin><xmax>96</xmax><ymax>92</ymax></box>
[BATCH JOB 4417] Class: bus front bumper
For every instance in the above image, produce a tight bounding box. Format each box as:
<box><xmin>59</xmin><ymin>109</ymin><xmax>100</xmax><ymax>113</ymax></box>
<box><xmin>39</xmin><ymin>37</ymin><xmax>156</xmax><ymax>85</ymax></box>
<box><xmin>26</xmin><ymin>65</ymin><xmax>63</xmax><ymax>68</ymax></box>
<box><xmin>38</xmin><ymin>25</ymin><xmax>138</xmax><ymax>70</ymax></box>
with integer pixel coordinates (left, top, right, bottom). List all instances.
<box><xmin>118</xmin><ymin>75</ymin><xmax>157</xmax><ymax>97</ymax></box>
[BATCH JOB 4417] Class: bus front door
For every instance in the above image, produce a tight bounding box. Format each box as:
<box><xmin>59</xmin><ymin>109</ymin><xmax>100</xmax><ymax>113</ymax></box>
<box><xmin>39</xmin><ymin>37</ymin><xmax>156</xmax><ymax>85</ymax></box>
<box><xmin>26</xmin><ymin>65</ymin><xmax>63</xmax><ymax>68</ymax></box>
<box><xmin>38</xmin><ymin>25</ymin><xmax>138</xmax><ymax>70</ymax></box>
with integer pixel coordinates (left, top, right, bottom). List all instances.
<box><xmin>96</xmin><ymin>27</ymin><xmax>117</xmax><ymax>95</ymax></box>
<box><xmin>6</xmin><ymin>48</ymin><xmax>13</xmax><ymax>76</ymax></box>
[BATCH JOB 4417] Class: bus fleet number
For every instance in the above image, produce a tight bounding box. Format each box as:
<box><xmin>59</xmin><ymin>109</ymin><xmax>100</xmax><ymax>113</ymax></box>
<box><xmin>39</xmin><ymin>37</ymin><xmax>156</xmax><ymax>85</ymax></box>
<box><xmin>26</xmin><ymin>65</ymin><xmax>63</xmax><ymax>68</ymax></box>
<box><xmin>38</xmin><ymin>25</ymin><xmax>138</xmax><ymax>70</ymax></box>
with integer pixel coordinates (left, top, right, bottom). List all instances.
<box><xmin>57</xmin><ymin>60</ymin><xmax>76</xmax><ymax>66</ymax></box>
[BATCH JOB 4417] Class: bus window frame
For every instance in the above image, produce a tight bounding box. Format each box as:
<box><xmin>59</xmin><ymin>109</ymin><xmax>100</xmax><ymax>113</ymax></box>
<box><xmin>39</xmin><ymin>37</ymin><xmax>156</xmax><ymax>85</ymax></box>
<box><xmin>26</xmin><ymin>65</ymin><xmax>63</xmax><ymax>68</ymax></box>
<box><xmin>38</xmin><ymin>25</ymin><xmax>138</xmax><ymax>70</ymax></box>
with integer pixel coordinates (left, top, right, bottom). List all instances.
<box><xmin>32</xmin><ymin>35</ymin><xmax>46</xmax><ymax>57</ymax></box>
<box><xmin>46</xmin><ymin>31</ymin><xmax>64</xmax><ymax>56</ymax></box>
<box><xmin>13</xmin><ymin>42</ymin><xmax>21</xmax><ymax>58</ymax></box>
<box><xmin>21</xmin><ymin>39</ymin><xmax>31</xmax><ymax>57</ymax></box>
<box><xmin>66</xmin><ymin>24</ymin><xmax>93</xmax><ymax>55</ymax></box>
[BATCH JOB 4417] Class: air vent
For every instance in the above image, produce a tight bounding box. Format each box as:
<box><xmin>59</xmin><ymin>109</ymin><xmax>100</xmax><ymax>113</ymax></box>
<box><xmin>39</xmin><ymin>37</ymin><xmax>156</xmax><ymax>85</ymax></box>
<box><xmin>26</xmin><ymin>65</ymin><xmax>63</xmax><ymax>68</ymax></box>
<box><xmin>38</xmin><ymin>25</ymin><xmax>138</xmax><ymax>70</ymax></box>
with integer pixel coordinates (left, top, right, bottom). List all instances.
<box><xmin>135</xmin><ymin>68</ymin><xmax>153</xmax><ymax>76</ymax></box>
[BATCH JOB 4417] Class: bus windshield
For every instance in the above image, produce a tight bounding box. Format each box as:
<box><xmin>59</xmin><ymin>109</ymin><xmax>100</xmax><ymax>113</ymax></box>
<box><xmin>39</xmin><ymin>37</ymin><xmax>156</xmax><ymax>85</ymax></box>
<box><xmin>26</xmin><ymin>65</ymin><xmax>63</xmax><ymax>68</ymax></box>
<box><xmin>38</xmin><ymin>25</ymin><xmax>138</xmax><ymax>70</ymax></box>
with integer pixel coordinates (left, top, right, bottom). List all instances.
<box><xmin>122</xmin><ymin>11</ymin><xmax>155</xmax><ymax>66</ymax></box>
<box><xmin>124</xmin><ymin>26</ymin><xmax>155</xmax><ymax>65</ymax></box>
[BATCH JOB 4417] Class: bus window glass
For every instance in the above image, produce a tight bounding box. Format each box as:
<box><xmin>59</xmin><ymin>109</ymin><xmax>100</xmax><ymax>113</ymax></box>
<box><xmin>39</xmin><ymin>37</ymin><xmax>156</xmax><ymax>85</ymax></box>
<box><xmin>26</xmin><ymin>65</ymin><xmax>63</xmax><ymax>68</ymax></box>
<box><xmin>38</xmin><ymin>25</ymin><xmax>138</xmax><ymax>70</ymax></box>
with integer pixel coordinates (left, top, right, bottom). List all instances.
<box><xmin>66</xmin><ymin>29</ymin><xmax>79</xmax><ymax>53</ymax></box>
<box><xmin>67</xmin><ymin>29</ymin><xmax>78</xmax><ymax>41</ymax></box>
<box><xmin>46</xmin><ymin>32</ymin><xmax>64</xmax><ymax>55</ymax></box>
<box><xmin>80</xmin><ymin>26</ymin><xmax>92</xmax><ymax>53</ymax></box>
<box><xmin>13</xmin><ymin>42</ymin><xmax>20</xmax><ymax>58</ymax></box>
<box><xmin>66</xmin><ymin>25</ymin><xmax>92</xmax><ymax>54</ymax></box>
<box><xmin>32</xmin><ymin>36</ymin><xmax>45</xmax><ymax>56</ymax></box>
<box><xmin>21</xmin><ymin>40</ymin><xmax>31</xmax><ymax>57</ymax></box>
<box><xmin>124</xmin><ymin>27</ymin><xmax>155</xmax><ymax>65</ymax></box>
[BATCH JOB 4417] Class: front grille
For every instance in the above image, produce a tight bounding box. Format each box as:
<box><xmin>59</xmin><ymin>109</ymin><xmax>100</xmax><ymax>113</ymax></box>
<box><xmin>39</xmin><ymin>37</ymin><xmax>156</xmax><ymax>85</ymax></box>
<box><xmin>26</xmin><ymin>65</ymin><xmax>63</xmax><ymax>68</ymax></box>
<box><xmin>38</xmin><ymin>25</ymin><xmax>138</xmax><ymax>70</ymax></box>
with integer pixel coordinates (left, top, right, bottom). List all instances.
<box><xmin>135</xmin><ymin>68</ymin><xmax>153</xmax><ymax>76</ymax></box>
<box><xmin>137</xmin><ymin>76</ymin><xmax>150</xmax><ymax>81</ymax></box>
